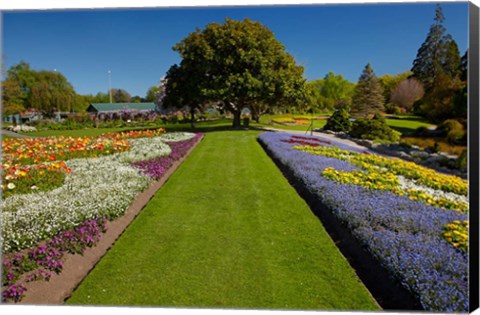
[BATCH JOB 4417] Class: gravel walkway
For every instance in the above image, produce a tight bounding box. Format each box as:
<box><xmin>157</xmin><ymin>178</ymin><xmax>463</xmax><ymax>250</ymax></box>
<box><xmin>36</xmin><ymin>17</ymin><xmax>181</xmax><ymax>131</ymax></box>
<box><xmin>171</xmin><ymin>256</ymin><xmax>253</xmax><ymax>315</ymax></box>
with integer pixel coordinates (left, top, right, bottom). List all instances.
<box><xmin>1</xmin><ymin>129</ymin><xmax>35</xmax><ymax>138</ymax></box>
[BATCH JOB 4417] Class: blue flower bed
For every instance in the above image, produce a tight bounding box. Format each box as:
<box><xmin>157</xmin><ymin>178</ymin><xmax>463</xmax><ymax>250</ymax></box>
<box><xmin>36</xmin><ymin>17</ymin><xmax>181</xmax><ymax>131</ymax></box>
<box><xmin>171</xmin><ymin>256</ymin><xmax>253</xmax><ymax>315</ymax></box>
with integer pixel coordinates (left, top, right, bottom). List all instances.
<box><xmin>258</xmin><ymin>131</ymin><xmax>468</xmax><ymax>312</ymax></box>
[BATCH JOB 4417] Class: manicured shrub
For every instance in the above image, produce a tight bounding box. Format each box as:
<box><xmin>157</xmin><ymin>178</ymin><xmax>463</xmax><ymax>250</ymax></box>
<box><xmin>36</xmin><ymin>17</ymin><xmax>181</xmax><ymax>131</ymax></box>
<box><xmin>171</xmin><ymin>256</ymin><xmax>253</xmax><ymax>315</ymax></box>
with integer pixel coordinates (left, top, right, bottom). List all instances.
<box><xmin>385</xmin><ymin>103</ymin><xmax>402</xmax><ymax>115</ymax></box>
<box><xmin>323</xmin><ymin>107</ymin><xmax>352</xmax><ymax>132</ymax></box>
<box><xmin>64</xmin><ymin>114</ymin><xmax>94</xmax><ymax>129</ymax></box>
<box><xmin>437</xmin><ymin>119</ymin><xmax>465</xmax><ymax>144</ymax></box>
<box><xmin>349</xmin><ymin>114</ymin><xmax>401</xmax><ymax>143</ymax></box>
<box><xmin>414</xmin><ymin>126</ymin><xmax>431</xmax><ymax>137</ymax></box>
<box><xmin>456</xmin><ymin>149</ymin><xmax>467</xmax><ymax>171</ymax></box>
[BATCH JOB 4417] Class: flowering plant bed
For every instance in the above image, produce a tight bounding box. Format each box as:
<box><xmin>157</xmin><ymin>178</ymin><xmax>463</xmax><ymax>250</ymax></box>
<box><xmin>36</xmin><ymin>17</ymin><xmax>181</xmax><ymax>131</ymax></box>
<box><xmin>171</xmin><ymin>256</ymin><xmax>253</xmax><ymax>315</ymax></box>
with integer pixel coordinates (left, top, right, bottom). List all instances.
<box><xmin>258</xmin><ymin>132</ymin><xmax>468</xmax><ymax>312</ymax></box>
<box><xmin>1</xmin><ymin>130</ymin><xmax>202</xmax><ymax>303</ymax></box>
<box><xmin>272</xmin><ymin>117</ymin><xmax>309</xmax><ymax>125</ymax></box>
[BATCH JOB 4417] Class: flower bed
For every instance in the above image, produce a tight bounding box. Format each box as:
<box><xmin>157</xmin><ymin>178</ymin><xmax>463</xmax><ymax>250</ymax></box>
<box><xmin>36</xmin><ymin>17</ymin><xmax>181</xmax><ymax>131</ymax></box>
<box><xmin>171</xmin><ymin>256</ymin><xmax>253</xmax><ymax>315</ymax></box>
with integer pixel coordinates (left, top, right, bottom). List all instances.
<box><xmin>272</xmin><ymin>117</ymin><xmax>309</xmax><ymax>125</ymax></box>
<box><xmin>258</xmin><ymin>132</ymin><xmax>468</xmax><ymax>312</ymax></box>
<box><xmin>1</xmin><ymin>131</ymin><xmax>196</xmax><ymax>253</ymax></box>
<box><xmin>1</xmin><ymin>130</ymin><xmax>200</xmax><ymax>303</ymax></box>
<box><xmin>1</xmin><ymin>129</ymin><xmax>166</xmax><ymax>197</ymax></box>
<box><xmin>2</xmin><ymin>218</ymin><xmax>108</xmax><ymax>302</ymax></box>
<box><xmin>132</xmin><ymin>133</ymin><xmax>203</xmax><ymax>180</ymax></box>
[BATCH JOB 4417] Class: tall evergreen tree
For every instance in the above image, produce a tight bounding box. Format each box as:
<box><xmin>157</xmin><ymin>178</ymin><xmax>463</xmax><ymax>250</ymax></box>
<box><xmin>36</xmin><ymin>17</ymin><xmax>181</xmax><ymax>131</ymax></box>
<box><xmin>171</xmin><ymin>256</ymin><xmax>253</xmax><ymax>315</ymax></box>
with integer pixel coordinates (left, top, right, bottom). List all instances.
<box><xmin>350</xmin><ymin>63</ymin><xmax>384</xmax><ymax>118</ymax></box>
<box><xmin>411</xmin><ymin>4</ymin><xmax>461</xmax><ymax>91</ymax></box>
<box><xmin>459</xmin><ymin>50</ymin><xmax>468</xmax><ymax>81</ymax></box>
<box><xmin>442</xmin><ymin>35</ymin><xmax>461</xmax><ymax>78</ymax></box>
<box><xmin>453</xmin><ymin>50</ymin><xmax>468</xmax><ymax>119</ymax></box>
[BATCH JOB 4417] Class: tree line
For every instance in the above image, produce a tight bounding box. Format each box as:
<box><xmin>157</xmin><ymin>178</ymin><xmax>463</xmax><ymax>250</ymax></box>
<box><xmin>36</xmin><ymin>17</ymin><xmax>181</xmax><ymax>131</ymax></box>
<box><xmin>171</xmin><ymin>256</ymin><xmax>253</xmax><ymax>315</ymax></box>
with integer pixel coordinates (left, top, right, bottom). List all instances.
<box><xmin>1</xmin><ymin>62</ymin><xmax>160</xmax><ymax>117</ymax></box>
<box><xmin>160</xmin><ymin>4</ymin><xmax>467</xmax><ymax>127</ymax></box>
<box><xmin>3</xmin><ymin>4</ymin><xmax>467</xmax><ymax>129</ymax></box>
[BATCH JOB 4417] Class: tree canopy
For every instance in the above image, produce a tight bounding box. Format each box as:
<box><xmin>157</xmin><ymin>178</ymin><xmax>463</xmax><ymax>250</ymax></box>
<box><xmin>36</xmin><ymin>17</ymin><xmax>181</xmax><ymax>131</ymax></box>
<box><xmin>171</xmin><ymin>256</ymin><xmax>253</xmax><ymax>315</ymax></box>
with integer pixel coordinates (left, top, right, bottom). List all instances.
<box><xmin>110</xmin><ymin>88</ymin><xmax>132</xmax><ymax>103</ymax></box>
<box><xmin>2</xmin><ymin>61</ymin><xmax>142</xmax><ymax>116</ymax></box>
<box><xmin>411</xmin><ymin>4</ymin><xmax>461</xmax><ymax>92</ymax></box>
<box><xmin>145</xmin><ymin>86</ymin><xmax>160</xmax><ymax>103</ymax></box>
<box><xmin>2</xmin><ymin>62</ymin><xmax>78</xmax><ymax>116</ymax></box>
<box><xmin>167</xmin><ymin>18</ymin><xmax>307</xmax><ymax>127</ymax></box>
<box><xmin>162</xmin><ymin>64</ymin><xmax>210</xmax><ymax>126</ymax></box>
<box><xmin>410</xmin><ymin>4</ymin><xmax>465</xmax><ymax>122</ymax></box>
<box><xmin>307</xmin><ymin>72</ymin><xmax>355</xmax><ymax>111</ymax></box>
<box><xmin>378</xmin><ymin>71</ymin><xmax>412</xmax><ymax>103</ymax></box>
<box><xmin>390</xmin><ymin>78</ymin><xmax>425</xmax><ymax>112</ymax></box>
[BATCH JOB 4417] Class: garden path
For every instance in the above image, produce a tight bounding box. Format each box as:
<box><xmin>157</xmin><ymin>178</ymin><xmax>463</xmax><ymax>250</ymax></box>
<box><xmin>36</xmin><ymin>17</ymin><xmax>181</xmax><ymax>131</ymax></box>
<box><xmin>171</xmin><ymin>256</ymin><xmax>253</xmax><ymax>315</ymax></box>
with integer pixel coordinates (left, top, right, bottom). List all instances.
<box><xmin>1</xmin><ymin>129</ymin><xmax>35</xmax><ymax>138</ymax></box>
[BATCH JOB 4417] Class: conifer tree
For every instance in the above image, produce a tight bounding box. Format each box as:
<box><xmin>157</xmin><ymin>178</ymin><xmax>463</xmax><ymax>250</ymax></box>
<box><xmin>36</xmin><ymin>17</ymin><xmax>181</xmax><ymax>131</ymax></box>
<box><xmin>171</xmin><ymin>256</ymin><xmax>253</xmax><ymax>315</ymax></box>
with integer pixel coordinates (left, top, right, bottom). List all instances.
<box><xmin>411</xmin><ymin>4</ymin><xmax>461</xmax><ymax>91</ymax></box>
<box><xmin>350</xmin><ymin>63</ymin><xmax>384</xmax><ymax>118</ymax></box>
<box><xmin>324</xmin><ymin>106</ymin><xmax>352</xmax><ymax>132</ymax></box>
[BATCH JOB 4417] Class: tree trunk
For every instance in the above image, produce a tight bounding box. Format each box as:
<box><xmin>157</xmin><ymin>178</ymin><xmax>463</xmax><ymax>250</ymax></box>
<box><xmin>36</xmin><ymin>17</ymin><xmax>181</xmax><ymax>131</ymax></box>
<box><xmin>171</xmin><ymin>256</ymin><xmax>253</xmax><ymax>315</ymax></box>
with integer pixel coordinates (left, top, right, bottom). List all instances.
<box><xmin>252</xmin><ymin>113</ymin><xmax>260</xmax><ymax>123</ymax></box>
<box><xmin>232</xmin><ymin>111</ymin><xmax>241</xmax><ymax>128</ymax></box>
<box><xmin>190</xmin><ymin>108</ymin><xmax>195</xmax><ymax>128</ymax></box>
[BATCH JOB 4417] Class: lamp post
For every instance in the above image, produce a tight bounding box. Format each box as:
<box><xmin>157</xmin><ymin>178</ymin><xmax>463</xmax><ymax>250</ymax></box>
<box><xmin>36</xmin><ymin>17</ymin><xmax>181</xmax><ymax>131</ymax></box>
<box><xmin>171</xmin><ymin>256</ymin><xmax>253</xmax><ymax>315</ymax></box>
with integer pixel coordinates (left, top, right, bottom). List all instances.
<box><xmin>108</xmin><ymin>70</ymin><xmax>112</xmax><ymax>103</ymax></box>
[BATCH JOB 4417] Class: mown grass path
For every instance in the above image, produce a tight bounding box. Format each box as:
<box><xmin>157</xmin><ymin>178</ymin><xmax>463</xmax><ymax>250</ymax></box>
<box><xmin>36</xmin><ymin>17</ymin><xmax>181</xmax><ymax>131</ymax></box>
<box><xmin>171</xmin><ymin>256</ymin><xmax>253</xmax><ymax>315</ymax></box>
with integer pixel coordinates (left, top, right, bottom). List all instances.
<box><xmin>66</xmin><ymin>130</ymin><xmax>379</xmax><ymax>310</ymax></box>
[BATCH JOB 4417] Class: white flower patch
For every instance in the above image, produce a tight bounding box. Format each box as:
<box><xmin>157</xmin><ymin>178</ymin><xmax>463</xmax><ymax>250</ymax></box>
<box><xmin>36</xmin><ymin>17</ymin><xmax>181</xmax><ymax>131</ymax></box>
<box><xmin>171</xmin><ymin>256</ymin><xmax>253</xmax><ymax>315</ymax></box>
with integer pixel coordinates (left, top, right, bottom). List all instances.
<box><xmin>397</xmin><ymin>176</ymin><xmax>469</xmax><ymax>205</ymax></box>
<box><xmin>112</xmin><ymin>137</ymin><xmax>172</xmax><ymax>163</ymax></box>
<box><xmin>1</xmin><ymin>134</ymin><xmax>185</xmax><ymax>253</ymax></box>
<box><xmin>160</xmin><ymin>132</ymin><xmax>195</xmax><ymax>142</ymax></box>
<box><xmin>1</xmin><ymin>157</ymin><xmax>150</xmax><ymax>252</ymax></box>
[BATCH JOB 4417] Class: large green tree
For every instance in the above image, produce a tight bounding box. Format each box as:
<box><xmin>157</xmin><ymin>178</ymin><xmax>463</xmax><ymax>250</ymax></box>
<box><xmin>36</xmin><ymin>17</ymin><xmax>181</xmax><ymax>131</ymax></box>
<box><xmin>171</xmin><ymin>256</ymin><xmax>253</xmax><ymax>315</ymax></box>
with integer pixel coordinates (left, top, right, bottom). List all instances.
<box><xmin>145</xmin><ymin>86</ymin><xmax>160</xmax><ymax>103</ymax></box>
<box><xmin>418</xmin><ymin>71</ymin><xmax>464</xmax><ymax>122</ymax></box>
<box><xmin>2</xmin><ymin>77</ymin><xmax>25</xmax><ymax>115</ymax></box>
<box><xmin>163</xmin><ymin>64</ymin><xmax>209</xmax><ymax>127</ymax></box>
<box><xmin>169</xmin><ymin>18</ymin><xmax>306</xmax><ymax>127</ymax></box>
<box><xmin>32</xmin><ymin>71</ymin><xmax>77</xmax><ymax>114</ymax></box>
<box><xmin>350</xmin><ymin>63</ymin><xmax>385</xmax><ymax>118</ymax></box>
<box><xmin>411</xmin><ymin>4</ymin><xmax>464</xmax><ymax>122</ymax></box>
<box><xmin>6</xmin><ymin>61</ymin><xmax>36</xmax><ymax>104</ymax></box>
<box><xmin>305</xmin><ymin>80</ymin><xmax>325</xmax><ymax>112</ymax></box>
<box><xmin>110</xmin><ymin>88</ymin><xmax>131</xmax><ymax>103</ymax></box>
<box><xmin>452</xmin><ymin>50</ymin><xmax>468</xmax><ymax>119</ymax></box>
<box><xmin>3</xmin><ymin>62</ymin><xmax>77</xmax><ymax>116</ymax></box>
<box><xmin>319</xmin><ymin>72</ymin><xmax>355</xmax><ymax>110</ymax></box>
<box><xmin>411</xmin><ymin>4</ymin><xmax>461</xmax><ymax>92</ymax></box>
<box><xmin>306</xmin><ymin>73</ymin><xmax>354</xmax><ymax>112</ymax></box>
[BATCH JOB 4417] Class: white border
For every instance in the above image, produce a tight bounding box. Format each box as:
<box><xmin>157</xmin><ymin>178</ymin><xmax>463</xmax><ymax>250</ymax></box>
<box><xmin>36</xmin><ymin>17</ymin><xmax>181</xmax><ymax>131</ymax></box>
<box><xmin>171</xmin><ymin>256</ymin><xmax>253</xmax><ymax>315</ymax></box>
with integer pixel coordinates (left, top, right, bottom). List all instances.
<box><xmin>0</xmin><ymin>0</ymin><xmax>477</xmax><ymax>315</ymax></box>
<box><xmin>0</xmin><ymin>0</ymin><xmax>476</xmax><ymax>10</ymax></box>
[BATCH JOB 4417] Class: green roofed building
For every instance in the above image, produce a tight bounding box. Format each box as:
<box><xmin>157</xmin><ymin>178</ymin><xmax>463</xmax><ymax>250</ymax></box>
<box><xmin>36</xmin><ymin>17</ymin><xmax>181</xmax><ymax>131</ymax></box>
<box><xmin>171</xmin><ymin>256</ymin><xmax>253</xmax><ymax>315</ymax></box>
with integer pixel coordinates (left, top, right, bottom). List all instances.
<box><xmin>86</xmin><ymin>103</ymin><xmax>157</xmax><ymax>114</ymax></box>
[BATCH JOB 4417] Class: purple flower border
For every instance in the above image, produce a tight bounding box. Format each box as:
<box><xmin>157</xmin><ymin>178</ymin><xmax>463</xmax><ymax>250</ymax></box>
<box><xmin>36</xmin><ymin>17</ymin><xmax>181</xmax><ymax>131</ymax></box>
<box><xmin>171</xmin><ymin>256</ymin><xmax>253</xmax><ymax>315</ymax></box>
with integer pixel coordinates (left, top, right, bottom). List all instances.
<box><xmin>2</xmin><ymin>218</ymin><xmax>107</xmax><ymax>303</ymax></box>
<box><xmin>131</xmin><ymin>133</ymin><xmax>203</xmax><ymax>180</ymax></box>
<box><xmin>258</xmin><ymin>131</ymin><xmax>468</xmax><ymax>312</ymax></box>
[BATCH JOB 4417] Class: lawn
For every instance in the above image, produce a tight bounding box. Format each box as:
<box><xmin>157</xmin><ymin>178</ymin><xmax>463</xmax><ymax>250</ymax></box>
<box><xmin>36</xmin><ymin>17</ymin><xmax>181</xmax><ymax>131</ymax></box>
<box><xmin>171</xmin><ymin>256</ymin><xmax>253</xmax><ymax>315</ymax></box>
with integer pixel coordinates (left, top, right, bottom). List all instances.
<box><xmin>384</xmin><ymin>116</ymin><xmax>435</xmax><ymax>134</ymax></box>
<box><xmin>15</xmin><ymin>119</ymin><xmax>241</xmax><ymax>138</ymax></box>
<box><xmin>66</xmin><ymin>130</ymin><xmax>379</xmax><ymax>310</ymax></box>
<box><xmin>258</xmin><ymin>114</ymin><xmax>327</xmax><ymax>132</ymax></box>
<box><xmin>10</xmin><ymin>114</ymin><xmax>434</xmax><ymax>138</ymax></box>
<box><xmin>257</xmin><ymin>114</ymin><xmax>433</xmax><ymax>134</ymax></box>
<box><xmin>17</xmin><ymin>127</ymin><xmax>147</xmax><ymax>138</ymax></box>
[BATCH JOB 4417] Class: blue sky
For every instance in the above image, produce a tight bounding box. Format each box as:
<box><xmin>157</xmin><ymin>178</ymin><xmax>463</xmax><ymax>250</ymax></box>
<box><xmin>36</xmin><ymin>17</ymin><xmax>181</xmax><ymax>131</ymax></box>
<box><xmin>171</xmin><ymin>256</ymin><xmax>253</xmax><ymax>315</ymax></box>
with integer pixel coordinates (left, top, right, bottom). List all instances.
<box><xmin>2</xmin><ymin>1</ymin><xmax>469</xmax><ymax>97</ymax></box>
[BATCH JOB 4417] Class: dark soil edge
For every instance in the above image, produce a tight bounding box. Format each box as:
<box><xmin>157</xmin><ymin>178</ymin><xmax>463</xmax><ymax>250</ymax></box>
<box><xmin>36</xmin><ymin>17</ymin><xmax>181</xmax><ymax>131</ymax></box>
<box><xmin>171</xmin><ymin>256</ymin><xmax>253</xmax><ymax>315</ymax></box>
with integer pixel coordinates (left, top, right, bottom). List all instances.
<box><xmin>16</xmin><ymin>134</ymin><xmax>204</xmax><ymax>305</ymax></box>
<box><xmin>258</xmin><ymin>138</ymin><xmax>424</xmax><ymax>311</ymax></box>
